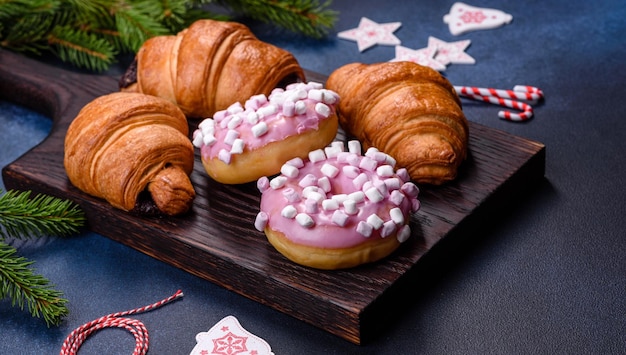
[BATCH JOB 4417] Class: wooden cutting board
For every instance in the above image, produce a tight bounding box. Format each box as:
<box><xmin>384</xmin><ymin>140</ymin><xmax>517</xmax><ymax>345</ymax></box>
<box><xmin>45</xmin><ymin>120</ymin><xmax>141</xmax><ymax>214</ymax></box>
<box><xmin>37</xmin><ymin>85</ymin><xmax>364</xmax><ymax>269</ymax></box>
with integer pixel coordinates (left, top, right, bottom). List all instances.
<box><xmin>0</xmin><ymin>49</ymin><xmax>545</xmax><ymax>344</ymax></box>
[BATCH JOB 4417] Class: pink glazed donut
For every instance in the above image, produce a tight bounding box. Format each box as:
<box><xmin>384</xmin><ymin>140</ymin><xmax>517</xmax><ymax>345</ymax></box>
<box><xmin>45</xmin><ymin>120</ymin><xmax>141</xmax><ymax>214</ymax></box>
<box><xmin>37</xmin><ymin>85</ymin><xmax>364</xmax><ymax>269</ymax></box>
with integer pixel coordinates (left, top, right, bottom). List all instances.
<box><xmin>254</xmin><ymin>140</ymin><xmax>420</xmax><ymax>269</ymax></box>
<box><xmin>192</xmin><ymin>82</ymin><xmax>339</xmax><ymax>184</ymax></box>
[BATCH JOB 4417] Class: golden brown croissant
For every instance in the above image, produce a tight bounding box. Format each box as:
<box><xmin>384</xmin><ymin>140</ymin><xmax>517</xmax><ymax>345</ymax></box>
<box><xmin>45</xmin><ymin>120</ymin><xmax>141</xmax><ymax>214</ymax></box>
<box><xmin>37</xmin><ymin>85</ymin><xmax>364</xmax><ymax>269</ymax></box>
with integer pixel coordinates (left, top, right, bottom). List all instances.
<box><xmin>326</xmin><ymin>62</ymin><xmax>469</xmax><ymax>185</ymax></box>
<box><xmin>120</xmin><ymin>19</ymin><xmax>305</xmax><ymax>118</ymax></box>
<box><xmin>64</xmin><ymin>92</ymin><xmax>196</xmax><ymax>216</ymax></box>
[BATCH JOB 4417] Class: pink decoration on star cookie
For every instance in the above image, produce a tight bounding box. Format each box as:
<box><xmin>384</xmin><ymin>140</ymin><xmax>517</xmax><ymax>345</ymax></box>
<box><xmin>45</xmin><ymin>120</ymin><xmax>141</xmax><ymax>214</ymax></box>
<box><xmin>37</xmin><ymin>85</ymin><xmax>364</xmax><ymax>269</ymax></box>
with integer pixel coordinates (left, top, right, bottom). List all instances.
<box><xmin>443</xmin><ymin>2</ymin><xmax>513</xmax><ymax>36</ymax></box>
<box><xmin>190</xmin><ymin>316</ymin><xmax>274</xmax><ymax>355</ymax></box>
<box><xmin>337</xmin><ymin>17</ymin><xmax>402</xmax><ymax>52</ymax></box>
<box><xmin>390</xmin><ymin>45</ymin><xmax>447</xmax><ymax>72</ymax></box>
<box><xmin>428</xmin><ymin>36</ymin><xmax>475</xmax><ymax>65</ymax></box>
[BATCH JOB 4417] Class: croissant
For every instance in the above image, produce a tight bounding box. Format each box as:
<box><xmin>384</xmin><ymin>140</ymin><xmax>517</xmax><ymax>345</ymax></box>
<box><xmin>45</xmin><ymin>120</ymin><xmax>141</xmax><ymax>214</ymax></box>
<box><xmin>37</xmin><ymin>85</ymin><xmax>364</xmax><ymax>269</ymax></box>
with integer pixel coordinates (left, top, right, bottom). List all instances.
<box><xmin>64</xmin><ymin>92</ymin><xmax>196</xmax><ymax>216</ymax></box>
<box><xmin>120</xmin><ymin>19</ymin><xmax>306</xmax><ymax>118</ymax></box>
<box><xmin>326</xmin><ymin>62</ymin><xmax>469</xmax><ymax>185</ymax></box>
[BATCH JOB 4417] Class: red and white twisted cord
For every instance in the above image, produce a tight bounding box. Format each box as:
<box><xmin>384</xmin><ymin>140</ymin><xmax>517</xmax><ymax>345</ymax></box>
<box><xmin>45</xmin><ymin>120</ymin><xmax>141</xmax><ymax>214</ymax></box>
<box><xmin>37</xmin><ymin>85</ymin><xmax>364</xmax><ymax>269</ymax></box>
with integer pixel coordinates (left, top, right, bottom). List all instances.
<box><xmin>60</xmin><ymin>290</ymin><xmax>184</xmax><ymax>355</ymax></box>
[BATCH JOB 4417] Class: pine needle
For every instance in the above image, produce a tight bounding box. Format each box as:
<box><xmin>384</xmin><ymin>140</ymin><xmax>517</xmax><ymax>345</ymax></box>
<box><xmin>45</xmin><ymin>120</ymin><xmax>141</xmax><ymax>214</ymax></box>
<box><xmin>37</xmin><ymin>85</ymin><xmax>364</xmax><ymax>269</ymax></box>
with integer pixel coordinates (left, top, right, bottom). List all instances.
<box><xmin>0</xmin><ymin>242</ymin><xmax>69</xmax><ymax>327</ymax></box>
<box><xmin>0</xmin><ymin>189</ymin><xmax>84</xmax><ymax>326</ymax></box>
<box><xmin>0</xmin><ymin>189</ymin><xmax>86</xmax><ymax>241</ymax></box>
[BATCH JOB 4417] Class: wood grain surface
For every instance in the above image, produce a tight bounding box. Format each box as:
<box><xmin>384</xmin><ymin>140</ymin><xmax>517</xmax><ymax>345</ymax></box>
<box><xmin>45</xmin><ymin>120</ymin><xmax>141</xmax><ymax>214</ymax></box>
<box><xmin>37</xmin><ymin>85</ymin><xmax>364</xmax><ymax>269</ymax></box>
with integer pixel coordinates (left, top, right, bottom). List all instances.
<box><xmin>0</xmin><ymin>49</ymin><xmax>545</xmax><ymax>344</ymax></box>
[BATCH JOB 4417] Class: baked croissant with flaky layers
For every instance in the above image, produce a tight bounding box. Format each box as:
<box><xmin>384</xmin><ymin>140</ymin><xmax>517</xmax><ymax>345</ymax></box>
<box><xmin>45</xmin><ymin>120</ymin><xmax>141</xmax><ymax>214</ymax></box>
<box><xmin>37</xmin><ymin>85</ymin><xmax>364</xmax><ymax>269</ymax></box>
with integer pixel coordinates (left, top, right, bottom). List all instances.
<box><xmin>119</xmin><ymin>19</ymin><xmax>305</xmax><ymax>118</ymax></box>
<box><xmin>64</xmin><ymin>92</ymin><xmax>196</xmax><ymax>216</ymax></box>
<box><xmin>326</xmin><ymin>62</ymin><xmax>469</xmax><ymax>185</ymax></box>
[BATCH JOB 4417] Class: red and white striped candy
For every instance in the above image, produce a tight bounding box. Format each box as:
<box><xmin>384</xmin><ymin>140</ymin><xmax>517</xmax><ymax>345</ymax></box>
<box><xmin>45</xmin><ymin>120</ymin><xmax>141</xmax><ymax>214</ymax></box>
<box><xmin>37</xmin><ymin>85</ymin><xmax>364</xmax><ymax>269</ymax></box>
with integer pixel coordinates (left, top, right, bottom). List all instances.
<box><xmin>454</xmin><ymin>85</ymin><xmax>544</xmax><ymax>122</ymax></box>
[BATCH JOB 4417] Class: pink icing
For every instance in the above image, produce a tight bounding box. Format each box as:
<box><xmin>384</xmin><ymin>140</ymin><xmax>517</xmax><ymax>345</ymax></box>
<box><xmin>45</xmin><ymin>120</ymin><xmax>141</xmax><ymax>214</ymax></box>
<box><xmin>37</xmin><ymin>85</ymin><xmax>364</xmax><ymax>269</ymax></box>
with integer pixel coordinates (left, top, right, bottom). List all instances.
<box><xmin>192</xmin><ymin>82</ymin><xmax>339</xmax><ymax>164</ymax></box>
<box><xmin>255</xmin><ymin>141</ymin><xmax>421</xmax><ymax>249</ymax></box>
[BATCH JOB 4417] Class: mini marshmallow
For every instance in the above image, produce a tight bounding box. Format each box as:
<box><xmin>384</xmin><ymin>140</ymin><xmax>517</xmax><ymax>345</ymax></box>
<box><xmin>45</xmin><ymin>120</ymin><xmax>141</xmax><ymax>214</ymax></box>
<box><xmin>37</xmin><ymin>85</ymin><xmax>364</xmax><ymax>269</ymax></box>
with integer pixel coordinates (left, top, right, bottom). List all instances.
<box><xmin>401</xmin><ymin>182</ymin><xmax>420</xmax><ymax>198</ymax></box>
<box><xmin>384</xmin><ymin>177</ymin><xmax>401</xmax><ymax>191</ymax></box>
<box><xmin>307</xmin><ymin>81</ymin><xmax>324</xmax><ymax>90</ymax></box>
<box><xmin>317</xmin><ymin>176</ymin><xmax>331</xmax><ymax>192</ymax></box>
<box><xmin>342</xmin><ymin>165</ymin><xmax>360</xmax><ymax>178</ymax></box>
<box><xmin>257</xmin><ymin>176</ymin><xmax>270</xmax><ymax>193</ymax></box>
<box><xmin>321</xmin><ymin>163</ymin><xmax>339</xmax><ymax>178</ymax></box>
<box><xmin>254</xmin><ymin>212</ymin><xmax>269</xmax><ymax>231</ymax></box>
<box><xmin>396</xmin><ymin>168</ymin><xmax>410</xmax><ymax>182</ymax></box>
<box><xmin>343</xmin><ymin>199</ymin><xmax>358</xmax><ymax>215</ymax></box>
<box><xmin>356</xmin><ymin>221</ymin><xmax>373</xmax><ymax>237</ymax></box>
<box><xmin>246</xmin><ymin>111</ymin><xmax>259</xmax><ymax>124</ymax></box>
<box><xmin>332</xmin><ymin>210</ymin><xmax>349</xmax><ymax>227</ymax></box>
<box><xmin>314</xmin><ymin>102</ymin><xmax>331</xmax><ymax>118</ymax></box>
<box><xmin>270</xmin><ymin>176</ymin><xmax>287</xmax><ymax>189</ymax></box>
<box><xmin>198</xmin><ymin>118</ymin><xmax>215</xmax><ymax>130</ymax></box>
<box><xmin>224</xmin><ymin>129</ymin><xmax>240</xmax><ymax>146</ymax></box>
<box><xmin>282</xmin><ymin>188</ymin><xmax>301</xmax><ymax>203</ymax></box>
<box><xmin>282</xmin><ymin>100</ymin><xmax>295</xmax><ymax>116</ymax></box>
<box><xmin>227</xmin><ymin>102</ymin><xmax>244</xmax><ymax>114</ymax></box>
<box><xmin>348</xmin><ymin>140</ymin><xmax>362</xmax><ymax>154</ymax></box>
<box><xmin>308</xmin><ymin>149</ymin><xmax>326</xmax><ymax>163</ymax></box>
<box><xmin>294</xmin><ymin>100</ymin><xmax>307</xmax><ymax>115</ymax></box>
<box><xmin>397</xmin><ymin>225</ymin><xmax>411</xmax><ymax>243</ymax></box>
<box><xmin>302</xmin><ymin>186</ymin><xmax>320</xmax><ymax>198</ymax></box>
<box><xmin>298</xmin><ymin>173</ymin><xmax>318</xmax><ymax>188</ymax></box>
<box><xmin>389</xmin><ymin>190</ymin><xmax>405</xmax><ymax>206</ymax></box>
<box><xmin>347</xmin><ymin>153</ymin><xmax>361</xmax><ymax>166</ymax></box>
<box><xmin>322</xmin><ymin>199</ymin><xmax>339</xmax><ymax>211</ymax></box>
<box><xmin>348</xmin><ymin>191</ymin><xmax>365</xmax><ymax>203</ymax></box>
<box><xmin>365</xmin><ymin>186</ymin><xmax>384</xmax><ymax>203</ymax></box>
<box><xmin>218</xmin><ymin>149</ymin><xmax>231</xmax><ymax>164</ymax></box>
<box><xmin>227</xmin><ymin>114</ymin><xmax>243</xmax><ymax>129</ymax></box>
<box><xmin>325</xmin><ymin>146</ymin><xmax>342</xmax><ymax>159</ymax></box>
<box><xmin>203</xmin><ymin>134</ymin><xmax>217</xmax><ymax>146</ymax></box>
<box><xmin>230</xmin><ymin>139</ymin><xmax>244</xmax><ymax>154</ymax></box>
<box><xmin>285</xmin><ymin>157</ymin><xmax>305</xmax><ymax>168</ymax></box>
<box><xmin>192</xmin><ymin>133</ymin><xmax>203</xmax><ymax>148</ymax></box>
<box><xmin>336</xmin><ymin>152</ymin><xmax>351</xmax><ymax>164</ymax></box>
<box><xmin>331</xmin><ymin>194</ymin><xmax>348</xmax><ymax>204</ymax></box>
<box><xmin>213</xmin><ymin>110</ymin><xmax>227</xmax><ymax>122</ymax></box>
<box><xmin>281</xmin><ymin>163</ymin><xmax>299</xmax><ymax>178</ymax></box>
<box><xmin>411</xmin><ymin>199</ymin><xmax>421</xmax><ymax>213</ymax></box>
<box><xmin>306</xmin><ymin>191</ymin><xmax>324</xmax><ymax>204</ymax></box>
<box><xmin>359</xmin><ymin>157</ymin><xmax>378</xmax><ymax>172</ymax></box>
<box><xmin>374</xmin><ymin>180</ymin><xmax>389</xmax><ymax>198</ymax></box>
<box><xmin>281</xmin><ymin>205</ymin><xmax>297</xmax><ymax>219</ymax></box>
<box><xmin>366</xmin><ymin>214</ymin><xmax>384</xmax><ymax>230</ymax></box>
<box><xmin>322</xmin><ymin>90</ymin><xmax>338</xmax><ymax>105</ymax></box>
<box><xmin>352</xmin><ymin>173</ymin><xmax>369</xmax><ymax>190</ymax></box>
<box><xmin>296</xmin><ymin>213</ymin><xmax>315</xmax><ymax>228</ymax></box>
<box><xmin>381</xmin><ymin>220</ymin><xmax>396</xmax><ymax>238</ymax></box>
<box><xmin>251</xmin><ymin>121</ymin><xmax>268</xmax><ymax>137</ymax></box>
<box><xmin>307</xmin><ymin>89</ymin><xmax>324</xmax><ymax>101</ymax></box>
<box><xmin>376</xmin><ymin>165</ymin><xmax>395</xmax><ymax>177</ymax></box>
<box><xmin>257</xmin><ymin>103</ymin><xmax>278</xmax><ymax>118</ymax></box>
<box><xmin>389</xmin><ymin>207</ymin><xmax>405</xmax><ymax>225</ymax></box>
<box><xmin>305</xmin><ymin>198</ymin><xmax>319</xmax><ymax>214</ymax></box>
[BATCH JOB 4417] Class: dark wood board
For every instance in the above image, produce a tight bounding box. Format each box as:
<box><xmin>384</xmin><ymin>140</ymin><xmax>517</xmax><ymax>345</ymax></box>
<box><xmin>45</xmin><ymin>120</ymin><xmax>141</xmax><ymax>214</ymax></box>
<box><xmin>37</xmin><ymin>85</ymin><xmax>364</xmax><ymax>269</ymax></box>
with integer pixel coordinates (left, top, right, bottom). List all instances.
<box><xmin>0</xmin><ymin>49</ymin><xmax>545</xmax><ymax>345</ymax></box>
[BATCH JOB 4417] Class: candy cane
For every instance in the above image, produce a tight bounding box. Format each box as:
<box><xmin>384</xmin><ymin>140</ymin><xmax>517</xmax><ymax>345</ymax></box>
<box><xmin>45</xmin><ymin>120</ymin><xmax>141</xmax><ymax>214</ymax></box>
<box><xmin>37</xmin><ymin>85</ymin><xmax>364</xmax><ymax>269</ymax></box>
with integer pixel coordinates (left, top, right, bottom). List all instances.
<box><xmin>60</xmin><ymin>290</ymin><xmax>184</xmax><ymax>355</ymax></box>
<box><xmin>454</xmin><ymin>85</ymin><xmax>544</xmax><ymax>122</ymax></box>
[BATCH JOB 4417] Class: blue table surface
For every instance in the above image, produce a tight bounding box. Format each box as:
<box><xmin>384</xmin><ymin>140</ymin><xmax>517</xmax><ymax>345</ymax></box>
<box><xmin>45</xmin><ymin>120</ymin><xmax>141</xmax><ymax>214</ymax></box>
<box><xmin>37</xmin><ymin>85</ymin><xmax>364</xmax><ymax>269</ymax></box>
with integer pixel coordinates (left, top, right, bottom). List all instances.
<box><xmin>1</xmin><ymin>1</ymin><xmax>625</xmax><ymax>354</ymax></box>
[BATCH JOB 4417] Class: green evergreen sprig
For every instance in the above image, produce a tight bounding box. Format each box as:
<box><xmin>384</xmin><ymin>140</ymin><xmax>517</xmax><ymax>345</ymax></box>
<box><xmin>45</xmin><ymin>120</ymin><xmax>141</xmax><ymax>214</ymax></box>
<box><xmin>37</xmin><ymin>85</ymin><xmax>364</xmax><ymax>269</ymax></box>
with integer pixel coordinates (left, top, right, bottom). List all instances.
<box><xmin>0</xmin><ymin>0</ymin><xmax>337</xmax><ymax>72</ymax></box>
<box><xmin>0</xmin><ymin>243</ymin><xmax>69</xmax><ymax>326</ymax></box>
<box><xmin>0</xmin><ymin>189</ymin><xmax>85</xmax><ymax>326</ymax></box>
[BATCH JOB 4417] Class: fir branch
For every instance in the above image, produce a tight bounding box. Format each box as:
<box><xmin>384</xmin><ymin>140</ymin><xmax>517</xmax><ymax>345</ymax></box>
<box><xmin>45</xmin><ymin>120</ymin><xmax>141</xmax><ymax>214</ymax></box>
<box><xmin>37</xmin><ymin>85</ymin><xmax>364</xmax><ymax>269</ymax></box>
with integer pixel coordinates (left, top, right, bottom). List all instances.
<box><xmin>0</xmin><ymin>0</ymin><xmax>337</xmax><ymax>71</ymax></box>
<box><xmin>48</xmin><ymin>25</ymin><xmax>118</xmax><ymax>72</ymax></box>
<box><xmin>0</xmin><ymin>242</ymin><xmax>69</xmax><ymax>327</ymax></box>
<box><xmin>219</xmin><ymin>0</ymin><xmax>336</xmax><ymax>38</ymax></box>
<box><xmin>0</xmin><ymin>189</ymin><xmax>86</xmax><ymax>241</ymax></box>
